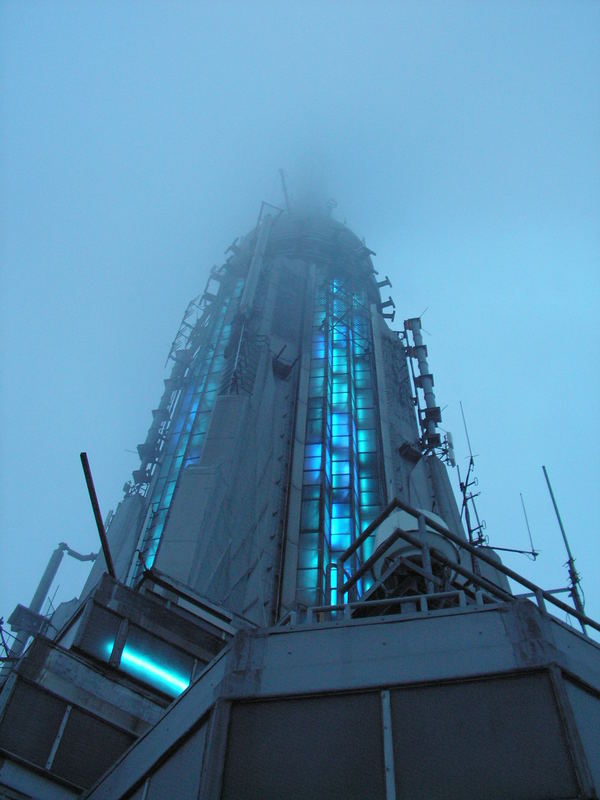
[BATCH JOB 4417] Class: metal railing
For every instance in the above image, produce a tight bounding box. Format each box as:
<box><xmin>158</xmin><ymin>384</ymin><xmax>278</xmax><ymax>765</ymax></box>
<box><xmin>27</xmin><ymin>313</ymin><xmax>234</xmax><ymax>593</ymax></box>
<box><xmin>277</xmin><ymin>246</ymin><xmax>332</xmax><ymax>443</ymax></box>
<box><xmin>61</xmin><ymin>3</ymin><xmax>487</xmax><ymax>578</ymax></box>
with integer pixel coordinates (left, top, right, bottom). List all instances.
<box><xmin>335</xmin><ymin>497</ymin><xmax>600</xmax><ymax>636</ymax></box>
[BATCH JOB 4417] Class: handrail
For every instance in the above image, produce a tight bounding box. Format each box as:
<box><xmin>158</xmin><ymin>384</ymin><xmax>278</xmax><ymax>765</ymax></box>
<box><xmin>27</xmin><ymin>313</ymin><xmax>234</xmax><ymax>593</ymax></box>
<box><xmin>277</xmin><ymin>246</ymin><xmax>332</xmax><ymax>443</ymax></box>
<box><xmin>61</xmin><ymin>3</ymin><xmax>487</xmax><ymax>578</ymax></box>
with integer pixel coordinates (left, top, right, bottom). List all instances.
<box><xmin>336</xmin><ymin>497</ymin><xmax>600</xmax><ymax>636</ymax></box>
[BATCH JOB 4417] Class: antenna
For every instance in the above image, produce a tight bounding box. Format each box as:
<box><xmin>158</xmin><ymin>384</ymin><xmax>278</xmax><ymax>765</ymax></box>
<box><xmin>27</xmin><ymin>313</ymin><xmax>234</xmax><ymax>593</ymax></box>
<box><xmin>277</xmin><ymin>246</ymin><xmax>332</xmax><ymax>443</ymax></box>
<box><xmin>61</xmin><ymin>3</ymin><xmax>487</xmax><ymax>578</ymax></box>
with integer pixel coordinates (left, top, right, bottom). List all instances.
<box><xmin>542</xmin><ymin>465</ymin><xmax>586</xmax><ymax>634</ymax></box>
<box><xmin>279</xmin><ymin>169</ymin><xmax>291</xmax><ymax>214</ymax></box>
<box><xmin>459</xmin><ymin>401</ymin><xmax>474</xmax><ymax>459</ymax></box>
<box><xmin>519</xmin><ymin>493</ymin><xmax>539</xmax><ymax>560</ymax></box>
<box><xmin>456</xmin><ymin>402</ymin><xmax>485</xmax><ymax>544</ymax></box>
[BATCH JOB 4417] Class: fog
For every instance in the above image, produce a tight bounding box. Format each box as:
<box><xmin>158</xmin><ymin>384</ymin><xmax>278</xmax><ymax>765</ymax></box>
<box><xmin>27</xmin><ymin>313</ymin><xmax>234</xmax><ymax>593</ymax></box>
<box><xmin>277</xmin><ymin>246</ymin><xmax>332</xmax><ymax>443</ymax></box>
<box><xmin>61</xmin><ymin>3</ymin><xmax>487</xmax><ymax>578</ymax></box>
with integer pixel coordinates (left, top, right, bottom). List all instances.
<box><xmin>1</xmin><ymin>2</ymin><xmax>598</xmax><ymax>636</ymax></box>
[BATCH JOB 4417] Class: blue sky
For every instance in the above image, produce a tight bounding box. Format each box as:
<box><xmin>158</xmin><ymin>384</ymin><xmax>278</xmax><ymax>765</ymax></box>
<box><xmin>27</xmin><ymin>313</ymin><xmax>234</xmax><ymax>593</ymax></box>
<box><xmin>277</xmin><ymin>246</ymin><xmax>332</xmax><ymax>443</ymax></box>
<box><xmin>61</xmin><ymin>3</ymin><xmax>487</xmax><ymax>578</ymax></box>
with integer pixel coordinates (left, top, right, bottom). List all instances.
<box><xmin>1</xmin><ymin>1</ymin><xmax>598</xmax><ymax>636</ymax></box>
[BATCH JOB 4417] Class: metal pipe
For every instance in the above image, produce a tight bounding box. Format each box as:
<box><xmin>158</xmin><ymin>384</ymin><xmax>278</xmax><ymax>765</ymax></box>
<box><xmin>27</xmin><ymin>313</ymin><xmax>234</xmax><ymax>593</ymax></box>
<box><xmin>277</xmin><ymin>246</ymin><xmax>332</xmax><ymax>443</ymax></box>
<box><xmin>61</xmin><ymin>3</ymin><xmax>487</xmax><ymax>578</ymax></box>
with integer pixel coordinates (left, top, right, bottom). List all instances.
<box><xmin>542</xmin><ymin>465</ymin><xmax>586</xmax><ymax>632</ymax></box>
<box><xmin>29</xmin><ymin>545</ymin><xmax>67</xmax><ymax>614</ymax></box>
<box><xmin>279</xmin><ymin>168</ymin><xmax>291</xmax><ymax>214</ymax></box>
<box><xmin>80</xmin><ymin>452</ymin><xmax>116</xmax><ymax>579</ymax></box>
<box><xmin>418</xmin><ymin>513</ymin><xmax>435</xmax><ymax>595</ymax></box>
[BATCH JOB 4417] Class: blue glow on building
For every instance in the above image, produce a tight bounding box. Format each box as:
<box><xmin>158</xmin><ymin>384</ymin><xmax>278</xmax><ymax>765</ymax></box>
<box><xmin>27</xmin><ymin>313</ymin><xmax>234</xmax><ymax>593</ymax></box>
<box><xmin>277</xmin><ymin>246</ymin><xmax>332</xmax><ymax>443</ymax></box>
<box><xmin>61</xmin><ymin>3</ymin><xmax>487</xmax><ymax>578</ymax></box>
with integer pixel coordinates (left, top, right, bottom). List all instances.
<box><xmin>297</xmin><ymin>276</ymin><xmax>386</xmax><ymax>607</ymax></box>
<box><xmin>134</xmin><ymin>277</ymin><xmax>245</xmax><ymax>576</ymax></box>
<box><xmin>104</xmin><ymin>641</ymin><xmax>190</xmax><ymax>696</ymax></box>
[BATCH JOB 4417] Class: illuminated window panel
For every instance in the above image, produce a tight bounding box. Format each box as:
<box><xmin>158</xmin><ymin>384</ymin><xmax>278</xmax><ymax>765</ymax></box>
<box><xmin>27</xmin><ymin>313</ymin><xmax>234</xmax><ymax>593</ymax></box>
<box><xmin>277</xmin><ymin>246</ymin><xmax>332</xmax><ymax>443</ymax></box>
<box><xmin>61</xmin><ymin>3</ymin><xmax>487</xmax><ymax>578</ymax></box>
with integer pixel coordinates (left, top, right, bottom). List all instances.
<box><xmin>331</xmin><ymin>534</ymin><xmax>351</xmax><ymax>551</ymax></box>
<box><xmin>360</xmin><ymin>477</ymin><xmax>378</xmax><ymax>492</ymax></box>
<box><xmin>332</xmin><ymin>461</ymin><xmax>350</xmax><ymax>475</ymax></box>
<box><xmin>360</xmin><ymin>491</ymin><xmax>380</xmax><ymax>507</ymax></box>
<box><xmin>297</xmin><ymin>568</ymin><xmax>319</xmax><ymax>589</ymax></box>
<box><xmin>331</xmin><ymin>516</ymin><xmax>352</xmax><ymax>535</ymax></box>
<box><xmin>309</xmin><ymin>378</ymin><xmax>325</xmax><ymax>397</ymax></box>
<box><xmin>185</xmin><ymin>441</ymin><xmax>203</xmax><ymax>460</ymax></box>
<box><xmin>331</xmin><ymin>448</ymin><xmax>350</xmax><ymax>463</ymax></box>
<box><xmin>332</xmin><ymin>390</ymin><xmax>348</xmax><ymax>402</ymax></box>
<box><xmin>303</xmin><ymin>456</ymin><xmax>321</xmax><ymax>472</ymax></box>
<box><xmin>332</xmin><ymin>413</ymin><xmax>349</xmax><ymax>426</ymax></box>
<box><xmin>303</xmin><ymin>470</ymin><xmax>321</xmax><ymax>486</ymax></box>
<box><xmin>298</xmin><ymin>549</ymin><xmax>319</xmax><ymax>569</ymax></box>
<box><xmin>144</xmin><ymin>535</ymin><xmax>161</xmax><ymax>566</ymax></box>
<box><xmin>358</xmin><ymin>437</ymin><xmax>377</xmax><ymax>454</ymax></box>
<box><xmin>307</xmin><ymin>406</ymin><xmax>323</xmax><ymax>422</ymax></box>
<box><xmin>331</xmin><ymin>424</ymin><xmax>347</xmax><ymax>439</ymax></box>
<box><xmin>362</xmin><ymin>536</ymin><xmax>375</xmax><ymax>562</ymax></box>
<box><xmin>302</xmin><ymin>487</ymin><xmax>321</xmax><ymax>504</ymax></box>
<box><xmin>332</xmin><ymin>401</ymin><xmax>350</xmax><ymax>412</ymax></box>
<box><xmin>358</xmin><ymin>451</ymin><xmax>379</xmax><ymax>471</ymax></box>
<box><xmin>332</xmin><ymin>473</ymin><xmax>351</xmax><ymax>488</ymax></box>
<box><xmin>332</xmin><ymin>503</ymin><xmax>350</xmax><ymax>518</ymax></box>
<box><xmin>356</xmin><ymin>390</ymin><xmax>374</xmax><ymax>409</ymax></box>
<box><xmin>301</xmin><ymin>500</ymin><xmax>320</xmax><ymax>530</ymax></box>
<box><xmin>306</xmin><ymin>421</ymin><xmax>322</xmax><ymax>442</ymax></box>
<box><xmin>305</xmin><ymin>444</ymin><xmax>322</xmax><ymax>458</ymax></box>
<box><xmin>333</xmin><ymin>488</ymin><xmax>351</xmax><ymax>504</ymax></box>
<box><xmin>360</xmin><ymin>506</ymin><xmax>380</xmax><ymax>531</ymax></box>
<box><xmin>163</xmin><ymin>481</ymin><xmax>177</xmax><ymax>506</ymax></box>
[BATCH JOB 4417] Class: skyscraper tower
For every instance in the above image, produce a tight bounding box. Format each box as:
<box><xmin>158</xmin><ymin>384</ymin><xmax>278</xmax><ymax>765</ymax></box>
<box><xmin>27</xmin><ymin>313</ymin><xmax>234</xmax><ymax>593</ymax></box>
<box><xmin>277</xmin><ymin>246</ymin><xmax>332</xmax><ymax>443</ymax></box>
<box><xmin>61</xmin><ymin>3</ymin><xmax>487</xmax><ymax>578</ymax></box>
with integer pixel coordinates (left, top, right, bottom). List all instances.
<box><xmin>1</xmin><ymin>203</ymin><xmax>598</xmax><ymax>800</ymax></box>
<box><xmin>80</xmin><ymin>205</ymin><xmax>462</xmax><ymax>622</ymax></box>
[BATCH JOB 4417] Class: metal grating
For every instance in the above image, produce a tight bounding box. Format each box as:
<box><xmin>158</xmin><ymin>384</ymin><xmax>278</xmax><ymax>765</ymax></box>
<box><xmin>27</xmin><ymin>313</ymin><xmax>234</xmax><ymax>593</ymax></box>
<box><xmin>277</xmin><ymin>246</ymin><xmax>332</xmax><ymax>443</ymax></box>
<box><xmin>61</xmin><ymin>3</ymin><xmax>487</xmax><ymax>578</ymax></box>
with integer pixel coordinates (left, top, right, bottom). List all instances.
<box><xmin>51</xmin><ymin>707</ymin><xmax>133</xmax><ymax>788</ymax></box>
<box><xmin>0</xmin><ymin>681</ymin><xmax>65</xmax><ymax>768</ymax></box>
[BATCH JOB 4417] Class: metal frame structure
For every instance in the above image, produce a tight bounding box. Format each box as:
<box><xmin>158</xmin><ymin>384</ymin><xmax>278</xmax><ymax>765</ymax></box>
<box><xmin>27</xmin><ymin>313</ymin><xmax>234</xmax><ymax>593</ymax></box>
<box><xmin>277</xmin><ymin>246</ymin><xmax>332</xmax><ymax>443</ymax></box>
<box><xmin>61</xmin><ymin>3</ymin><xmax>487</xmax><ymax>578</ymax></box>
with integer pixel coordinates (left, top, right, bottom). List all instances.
<box><xmin>333</xmin><ymin>497</ymin><xmax>599</xmax><ymax>636</ymax></box>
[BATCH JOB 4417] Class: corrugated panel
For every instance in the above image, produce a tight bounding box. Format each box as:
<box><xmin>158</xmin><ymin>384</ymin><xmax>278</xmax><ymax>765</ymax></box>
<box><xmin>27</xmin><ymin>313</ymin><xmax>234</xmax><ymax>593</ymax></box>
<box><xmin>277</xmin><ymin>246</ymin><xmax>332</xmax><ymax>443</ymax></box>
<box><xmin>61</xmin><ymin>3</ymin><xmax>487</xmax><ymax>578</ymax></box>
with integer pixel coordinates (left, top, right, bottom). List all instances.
<box><xmin>565</xmin><ymin>679</ymin><xmax>600</xmax><ymax>790</ymax></box>
<box><xmin>222</xmin><ymin>692</ymin><xmax>386</xmax><ymax>800</ymax></box>
<box><xmin>51</xmin><ymin>708</ymin><xmax>133</xmax><ymax>788</ymax></box>
<box><xmin>0</xmin><ymin>681</ymin><xmax>65</xmax><ymax>767</ymax></box>
<box><xmin>390</xmin><ymin>672</ymin><xmax>577</xmax><ymax>800</ymax></box>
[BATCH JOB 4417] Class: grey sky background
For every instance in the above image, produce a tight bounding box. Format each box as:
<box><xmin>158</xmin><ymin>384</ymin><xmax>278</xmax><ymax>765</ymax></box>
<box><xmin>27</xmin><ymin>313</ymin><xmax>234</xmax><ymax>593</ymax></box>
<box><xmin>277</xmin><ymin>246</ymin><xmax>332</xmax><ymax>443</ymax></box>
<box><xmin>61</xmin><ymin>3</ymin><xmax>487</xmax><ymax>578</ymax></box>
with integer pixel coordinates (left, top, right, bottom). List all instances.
<box><xmin>1</xmin><ymin>2</ymin><xmax>598</xmax><ymax>638</ymax></box>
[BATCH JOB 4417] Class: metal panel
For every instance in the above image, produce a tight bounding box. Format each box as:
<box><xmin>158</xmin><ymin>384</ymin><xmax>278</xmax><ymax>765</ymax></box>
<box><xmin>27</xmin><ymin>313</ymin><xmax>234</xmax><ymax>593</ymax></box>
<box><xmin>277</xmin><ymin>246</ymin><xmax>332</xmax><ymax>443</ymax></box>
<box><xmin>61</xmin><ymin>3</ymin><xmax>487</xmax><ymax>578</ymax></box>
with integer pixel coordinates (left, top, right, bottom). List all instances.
<box><xmin>221</xmin><ymin>692</ymin><xmax>386</xmax><ymax>800</ymax></box>
<box><xmin>145</xmin><ymin>723</ymin><xmax>207</xmax><ymax>799</ymax></box>
<box><xmin>390</xmin><ymin>672</ymin><xmax>577</xmax><ymax>800</ymax></box>
<box><xmin>0</xmin><ymin>681</ymin><xmax>65</xmax><ymax>767</ymax></box>
<box><xmin>564</xmin><ymin>679</ymin><xmax>600</xmax><ymax>791</ymax></box>
<box><xmin>51</xmin><ymin>707</ymin><xmax>133</xmax><ymax>788</ymax></box>
<box><xmin>271</xmin><ymin>267</ymin><xmax>305</xmax><ymax>340</ymax></box>
<box><xmin>85</xmin><ymin>649</ymin><xmax>228</xmax><ymax>799</ymax></box>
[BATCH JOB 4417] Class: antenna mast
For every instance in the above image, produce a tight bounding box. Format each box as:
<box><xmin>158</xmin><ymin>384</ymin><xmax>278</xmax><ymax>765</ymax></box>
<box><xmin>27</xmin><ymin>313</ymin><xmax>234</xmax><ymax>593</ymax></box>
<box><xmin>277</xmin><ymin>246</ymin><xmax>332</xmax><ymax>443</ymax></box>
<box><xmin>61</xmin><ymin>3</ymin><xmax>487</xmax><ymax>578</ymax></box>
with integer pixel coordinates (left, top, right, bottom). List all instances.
<box><xmin>542</xmin><ymin>465</ymin><xmax>586</xmax><ymax>633</ymax></box>
<box><xmin>457</xmin><ymin>402</ymin><xmax>485</xmax><ymax>545</ymax></box>
<box><xmin>279</xmin><ymin>168</ymin><xmax>291</xmax><ymax>214</ymax></box>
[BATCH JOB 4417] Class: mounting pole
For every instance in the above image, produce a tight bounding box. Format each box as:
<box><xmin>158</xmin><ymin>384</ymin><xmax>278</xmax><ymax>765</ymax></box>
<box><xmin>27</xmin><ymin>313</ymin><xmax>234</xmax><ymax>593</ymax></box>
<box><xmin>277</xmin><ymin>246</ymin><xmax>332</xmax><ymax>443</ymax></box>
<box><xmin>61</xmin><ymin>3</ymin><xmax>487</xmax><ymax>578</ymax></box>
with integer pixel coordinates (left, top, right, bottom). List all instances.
<box><xmin>279</xmin><ymin>168</ymin><xmax>291</xmax><ymax>214</ymax></box>
<box><xmin>542</xmin><ymin>465</ymin><xmax>586</xmax><ymax>633</ymax></box>
<box><xmin>80</xmin><ymin>452</ymin><xmax>116</xmax><ymax>579</ymax></box>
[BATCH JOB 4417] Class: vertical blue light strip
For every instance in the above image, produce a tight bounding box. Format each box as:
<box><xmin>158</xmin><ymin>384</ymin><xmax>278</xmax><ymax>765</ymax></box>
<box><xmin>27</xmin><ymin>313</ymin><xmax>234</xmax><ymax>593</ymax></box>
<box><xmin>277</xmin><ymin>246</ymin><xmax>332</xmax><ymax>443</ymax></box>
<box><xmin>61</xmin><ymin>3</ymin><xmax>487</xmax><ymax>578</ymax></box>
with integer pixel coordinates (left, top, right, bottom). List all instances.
<box><xmin>134</xmin><ymin>277</ymin><xmax>245</xmax><ymax>576</ymax></box>
<box><xmin>104</xmin><ymin>641</ymin><xmax>190</xmax><ymax>696</ymax></box>
<box><xmin>297</xmin><ymin>274</ymin><xmax>385</xmax><ymax>607</ymax></box>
